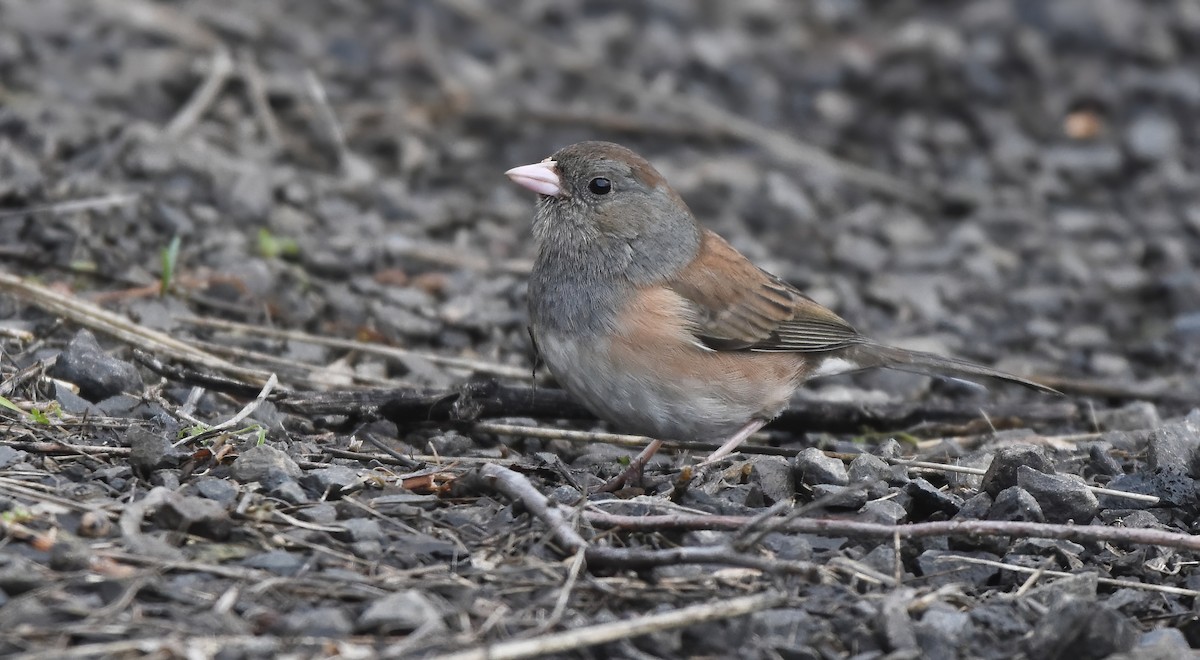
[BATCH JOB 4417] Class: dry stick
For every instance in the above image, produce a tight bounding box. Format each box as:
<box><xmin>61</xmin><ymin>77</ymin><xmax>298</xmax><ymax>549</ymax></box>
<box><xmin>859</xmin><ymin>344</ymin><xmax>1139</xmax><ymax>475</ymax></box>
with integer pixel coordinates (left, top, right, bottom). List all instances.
<box><xmin>430</xmin><ymin>591</ymin><xmax>788</xmax><ymax>660</ymax></box>
<box><xmin>182</xmin><ymin>316</ymin><xmax>531</xmax><ymax>380</ymax></box>
<box><xmin>475</xmin><ymin>421</ymin><xmax>729</xmax><ymax>454</ymax></box>
<box><xmin>888</xmin><ymin>458</ymin><xmax>1159</xmax><ymax>505</ymax></box>
<box><xmin>585</xmin><ymin>511</ymin><xmax>1200</xmax><ymax>552</ymax></box>
<box><xmin>477</xmin><ymin>463</ymin><xmax>588</xmax><ymax>552</ymax></box>
<box><xmin>477</xmin><ymin>464</ymin><xmax>815</xmax><ymax>574</ymax></box>
<box><xmin>166</xmin><ymin>47</ymin><xmax>234</xmax><ymax>137</ymax></box>
<box><xmin>0</xmin><ymin>440</ymin><xmax>132</xmax><ymax>458</ymax></box>
<box><xmin>0</xmin><ymin>356</ymin><xmax>54</xmax><ymax>397</ymax></box>
<box><xmin>238</xmin><ymin>48</ymin><xmax>283</xmax><ymax>149</ymax></box>
<box><xmin>304</xmin><ymin>68</ymin><xmax>352</xmax><ymax>174</ymax></box>
<box><xmin>169</xmin><ymin>373</ymin><xmax>279</xmax><ymax>447</ymax></box>
<box><xmin>0</xmin><ymin>192</ymin><xmax>141</xmax><ymax>220</ymax></box>
<box><xmin>942</xmin><ymin>555</ymin><xmax>1200</xmax><ymax>598</ymax></box>
<box><xmin>323</xmin><ymin>447</ymin><xmax>518</xmax><ymax>467</ymax></box>
<box><xmin>93</xmin><ymin>0</ymin><xmax>221</xmax><ymax>49</ymax></box>
<box><xmin>440</xmin><ymin>0</ymin><xmax>925</xmax><ymax>206</ymax></box>
<box><xmin>184</xmin><ymin>335</ymin><xmax>410</xmax><ymax>388</ymax></box>
<box><xmin>0</xmin><ymin>477</ymin><xmax>118</xmax><ymax>519</ymax></box>
<box><xmin>0</xmin><ymin>272</ymin><xmax>270</xmax><ymax>384</ymax></box>
<box><xmin>477</xmin><ymin>422</ymin><xmax>1158</xmax><ymax>505</ymax></box>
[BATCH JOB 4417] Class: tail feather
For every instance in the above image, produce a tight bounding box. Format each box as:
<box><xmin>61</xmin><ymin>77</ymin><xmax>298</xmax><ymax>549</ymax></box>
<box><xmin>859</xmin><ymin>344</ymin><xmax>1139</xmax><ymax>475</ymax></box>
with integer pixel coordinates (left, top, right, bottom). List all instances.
<box><xmin>845</xmin><ymin>343</ymin><xmax>1061</xmax><ymax>395</ymax></box>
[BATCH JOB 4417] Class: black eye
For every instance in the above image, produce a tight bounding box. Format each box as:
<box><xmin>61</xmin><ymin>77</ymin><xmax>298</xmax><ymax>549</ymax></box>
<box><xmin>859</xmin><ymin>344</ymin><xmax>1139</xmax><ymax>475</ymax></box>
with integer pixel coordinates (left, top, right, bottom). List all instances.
<box><xmin>587</xmin><ymin>177</ymin><xmax>612</xmax><ymax>195</ymax></box>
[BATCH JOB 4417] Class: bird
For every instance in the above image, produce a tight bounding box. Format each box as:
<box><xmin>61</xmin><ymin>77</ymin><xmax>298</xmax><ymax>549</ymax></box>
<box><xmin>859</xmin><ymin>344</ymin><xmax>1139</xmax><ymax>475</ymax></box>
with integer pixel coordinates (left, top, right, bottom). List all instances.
<box><xmin>505</xmin><ymin>141</ymin><xmax>1056</xmax><ymax>486</ymax></box>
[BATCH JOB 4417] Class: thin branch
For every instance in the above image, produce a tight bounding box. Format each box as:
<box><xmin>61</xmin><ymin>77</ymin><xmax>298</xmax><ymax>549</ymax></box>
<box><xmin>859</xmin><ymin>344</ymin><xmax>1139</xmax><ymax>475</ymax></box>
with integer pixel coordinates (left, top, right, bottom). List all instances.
<box><xmin>940</xmin><ymin>554</ymin><xmax>1200</xmax><ymax>598</ymax></box>
<box><xmin>886</xmin><ymin>457</ymin><xmax>1159</xmax><ymax>504</ymax></box>
<box><xmin>182</xmin><ymin>316</ymin><xmax>531</xmax><ymax>380</ymax></box>
<box><xmin>428</xmin><ymin>591</ymin><xmax>788</xmax><ymax>660</ymax></box>
<box><xmin>477</xmin><ymin>463</ymin><xmax>587</xmax><ymax>552</ymax></box>
<box><xmin>585</xmin><ymin>511</ymin><xmax>1200</xmax><ymax>552</ymax></box>
<box><xmin>166</xmin><ymin>47</ymin><xmax>234</xmax><ymax>137</ymax></box>
<box><xmin>0</xmin><ymin>193</ymin><xmax>141</xmax><ymax>220</ymax></box>
<box><xmin>0</xmin><ymin>272</ymin><xmax>270</xmax><ymax>384</ymax></box>
<box><xmin>304</xmin><ymin>68</ymin><xmax>352</xmax><ymax>174</ymax></box>
<box><xmin>238</xmin><ymin>48</ymin><xmax>282</xmax><ymax>149</ymax></box>
<box><xmin>475</xmin><ymin>464</ymin><xmax>818</xmax><ymax>574</ymax></box>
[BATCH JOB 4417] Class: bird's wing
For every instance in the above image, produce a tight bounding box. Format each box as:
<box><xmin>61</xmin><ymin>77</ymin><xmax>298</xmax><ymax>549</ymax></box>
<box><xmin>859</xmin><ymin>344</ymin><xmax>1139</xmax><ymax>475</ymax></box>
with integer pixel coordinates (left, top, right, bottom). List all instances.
<box><xmin>666</xmin><ymin>229</ymin><xmax>866</xmax><ymax>353</ymax></box>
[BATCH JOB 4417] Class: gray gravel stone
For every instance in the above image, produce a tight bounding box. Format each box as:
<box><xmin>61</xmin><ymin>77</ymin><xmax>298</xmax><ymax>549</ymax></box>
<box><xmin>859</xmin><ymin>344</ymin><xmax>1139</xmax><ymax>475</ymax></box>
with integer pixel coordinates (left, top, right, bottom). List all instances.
<box><xmin>1093</xmin><ymin>402</ymin><xmax>1159</xmax><ymax>433</ymax></box>
<box><xmin>1147</xmin><ymin>413</ymin><xmax>1200</xmax><ymax>477</ymax></box>
<box><xmin>1016</xmin><ymin>466</ymin><xmax>1098</xmax><ymax>524</ymax></box>
<box><xmin>987</xmin><ymin>486</ymin><xmax>1045</xmax><ymax>522</ymax></box>
<box><xmin>793</xmin><ymin>447</ymin><xmax>849</xmax><ymax>486</ymax></box>
<box><xmin>0</xmin><ymin>446</ymin><xmax>24</xmax><ymax>469</ymax></box>
<box><xmin>297</xmin><ymin>503</ymin><xmax>339</xmax><ymax>525</ymax></box>
<box><xmin>857</xmin><ymin>498</ymin><xmax>907</xmax><ymax>525</ymax></box>
<box><xmin>811</xmin><ymin>484</ymin><xmax>870</xmax><ymax>509</ymax></box>
<box><xmin>190</xmin><ymin>476</ymin><xmax>239</xmax><ymax>505</ymax></box>
<box><xmin>232</xmin><ymin>445</ymin><xmax>302</xmax><ymax>483</ymax></box>
<box><xmin>905</xmin><ymin>477</ymin><xmax>963</xmax><ymax>519</ymax></box>
<box><xmin>154</xmin><ymin>493</ymin><xmax>231</xmax><ymax>540</ymax></box>
<box><xmin>267</xmin><ymin>478</ymin><xmax>310</xmax><ymax>505</ymax></box>
<box><xmin>847</xmin><ymin>452</ymin><xmax>905</xmax><ymax>484</ymax></box>
<box><xmin>981</xmin><ymin>445</ymin><xmax>1053</xmax><ymax>496</ymax></box>
<box><xmin>336</xmin><ymin>518</ymin><xmax>383</xmax><ymax>543</ymax></box>
<box><xmin>742</xmin><ymin>456</ymin><xmax>794</xmax><ymax>503</ymax></box>
<box><xmin>48</xmin><ymin>330</ymin><xmax>142</xmax><ymax>401</ymax></box>
<box><xmin>915</xmin><ymin>604</ymin><xmax>974</xmax><ymax>660</ymax></box>
<box><xmin>241</xmin><ymin>550</ymin><xmax>306</xmax><ymax>576</ymax></box>
<box><xmin>1125</xmin><ymin>628</ymin><xmax>1192</xmax><ymax>660</ymax></box>
<box><xmin>358</xmin><ymin>589</ymin><xmax>447</xmax><ymax>634</ymax></box>
<box><xmin>1125</xmin><ymin>113</ymin><xmax>1180</xmax><ymax>162</ymax></box>
<box><xmin>54</xmin><ymin>381</ymin><xmax>101</xmax><ymax>415</ymax></box>
<box><xmin>1023</xmin><ymin>598</ymin><xmax>1136</xmax><ymax>660</ymax></box>
<box><xmin>916</xmin><ymin>550</ymin><xmax>1000</xmax><ymax>588</ymax></box>
<box><xmin>1023</xmin><ymin>571</ymin><xmax>1097</xmax><ymax>609</ymax></box>
<box><xmin>128</xmin><ymin>427</ymin><xmax>188</xmax><ymax>472</ymax></box>
<box><xmin>275</xmin><ymin>607</ymin><xmax>355</xmax><ymax>637</ymax></box>
<box><xmin>301</xmin><ymin>466</ymin><xmax>362</xmax><ymax>499</ymax></box>
<box><xmin>955</xmin><ymin>492</ymin><xmax>992</xmax><ymax>520</ymax></box>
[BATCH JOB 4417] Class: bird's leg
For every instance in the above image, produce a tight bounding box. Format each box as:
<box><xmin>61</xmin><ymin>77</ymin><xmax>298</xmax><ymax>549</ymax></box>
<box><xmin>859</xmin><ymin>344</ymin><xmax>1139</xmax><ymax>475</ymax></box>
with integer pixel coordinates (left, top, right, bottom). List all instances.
<box><xmin>698</xmin><ymin>419</ymin><xmax>768</xmax><ymax>466</ymax></box>
<box><xmin>595</xmin><ymin>438</ymin><xmax>664</xmax><ymax>493</ymax></box>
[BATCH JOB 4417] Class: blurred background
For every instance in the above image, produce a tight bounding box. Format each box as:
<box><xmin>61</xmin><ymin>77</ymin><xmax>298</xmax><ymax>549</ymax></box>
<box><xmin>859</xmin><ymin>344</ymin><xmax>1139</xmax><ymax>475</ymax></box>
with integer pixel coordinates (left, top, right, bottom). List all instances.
<box><xmin>0</xmin><ymin>0</ymin><xmax>1197</xmax><ymax>401</ymax></box>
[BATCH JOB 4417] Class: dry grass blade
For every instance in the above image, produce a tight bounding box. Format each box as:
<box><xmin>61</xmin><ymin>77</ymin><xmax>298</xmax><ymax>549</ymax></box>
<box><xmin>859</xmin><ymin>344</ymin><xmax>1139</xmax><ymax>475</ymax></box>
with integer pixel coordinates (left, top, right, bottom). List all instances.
<box><xmin>166</xmin><ymin>47</ymin><xmax>234</xmax><ymax>137</ymax></box>
<box><xmin>585</xmin><ymin>511</ymin><xmax>1200</xmax><ymax>552</ymax></box>
<box><xmin>0</xmin><ymin>272</ymin><xmax>271</xmax><ymax>384</ymax></box>
<box><xmin>183</xmin><ymin>316</ymin><xmax>531</xmax><ymax>380</ymax></box>
<box><xmin>940</xmin><ymin>555</ymin><xmax>1200</xmax><ymax>598</ymax></box>
<box><xmin>429</xmin><ymin>591</ymin><xmax>788</xmax><ymax>660</ymax></box>
<box><xmin>889</xmin><ymin>457</ymin><xmax>1160</xmax><ymax>504</ymax></box>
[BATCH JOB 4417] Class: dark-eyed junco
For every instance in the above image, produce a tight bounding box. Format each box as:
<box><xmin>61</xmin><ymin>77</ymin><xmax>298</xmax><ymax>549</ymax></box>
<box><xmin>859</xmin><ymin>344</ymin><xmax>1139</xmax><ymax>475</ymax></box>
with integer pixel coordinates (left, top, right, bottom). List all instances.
<box><xmin>506</xmin><ymin>141</ymin><xmax>1054</xmax><ymax>480</ymax></box>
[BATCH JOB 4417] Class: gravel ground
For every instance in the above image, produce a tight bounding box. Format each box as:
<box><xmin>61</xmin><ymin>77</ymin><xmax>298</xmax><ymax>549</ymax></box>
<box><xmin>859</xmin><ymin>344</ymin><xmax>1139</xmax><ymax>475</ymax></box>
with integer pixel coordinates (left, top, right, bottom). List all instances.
<box><xmin>0</xmin><ymin>1</ymin><xmax>1199</xmax><ymax>658</ymax></box>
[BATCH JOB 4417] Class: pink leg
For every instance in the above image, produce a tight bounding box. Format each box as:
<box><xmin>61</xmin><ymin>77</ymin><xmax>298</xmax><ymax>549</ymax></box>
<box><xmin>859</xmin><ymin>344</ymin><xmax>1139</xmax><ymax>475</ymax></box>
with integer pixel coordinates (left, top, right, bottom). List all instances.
<box><xmin>699</xmin><ymin>419</ymin><xmax>768</xmax><ymax>466</ymax></box>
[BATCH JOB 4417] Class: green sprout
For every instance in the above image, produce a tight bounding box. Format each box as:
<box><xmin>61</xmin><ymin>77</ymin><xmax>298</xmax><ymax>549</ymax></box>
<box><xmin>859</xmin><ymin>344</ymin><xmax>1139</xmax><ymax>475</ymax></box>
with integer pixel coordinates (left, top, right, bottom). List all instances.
<box><xmin>258</xmin><ymin>228</ymin><xmax>300</xmax><ymax>259</ymax></box>
<box><xmin>160</xmin><ymin>235</ymin><xmax>181</xmax><ymax>295</ymax></box>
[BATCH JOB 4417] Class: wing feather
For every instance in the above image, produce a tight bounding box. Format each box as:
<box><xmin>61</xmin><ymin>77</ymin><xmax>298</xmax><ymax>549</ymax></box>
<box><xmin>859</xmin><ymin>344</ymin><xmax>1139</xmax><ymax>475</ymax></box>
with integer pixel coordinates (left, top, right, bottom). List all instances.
<box><xmin>667</xmin><ymin>230</ymin><xmax>866</xmax><ymax>353</ymax></box>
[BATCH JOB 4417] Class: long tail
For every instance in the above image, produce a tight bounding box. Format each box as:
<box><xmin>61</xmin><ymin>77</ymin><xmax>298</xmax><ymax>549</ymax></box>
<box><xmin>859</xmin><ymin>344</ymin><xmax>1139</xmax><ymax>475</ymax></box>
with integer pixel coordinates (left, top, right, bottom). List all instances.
<box><xmin>845</xmin><ymin>343</ymin><xmax>1061</xmax><ymax>395</ymax></box>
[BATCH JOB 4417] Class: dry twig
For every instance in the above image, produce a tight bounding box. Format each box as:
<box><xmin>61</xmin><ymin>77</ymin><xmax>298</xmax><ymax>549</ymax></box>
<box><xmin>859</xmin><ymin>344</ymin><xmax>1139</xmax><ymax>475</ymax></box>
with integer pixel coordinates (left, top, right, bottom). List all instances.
<box><xmin>476</xmin><ymin>464</ymin><xmax>817</xmax><ymax>574</ymax></box>
<box><xmin>166</xmin><ymin>47</ymin><xmax>234</xmax><ymax>137</ymax></box>
<box><xmin>430</xmin><ymin>591</ymin><xmax>788</xmax><ymax>660</ymax></box>
<box><xmin>0</xmin><ymin>272</ymin><xmax>270</xmax><ymax>384</ymax></box>
<box><xmin>585</xmin><ymin>510</ymin><xmax>1200</xmax><ymax>552</ymax></box>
